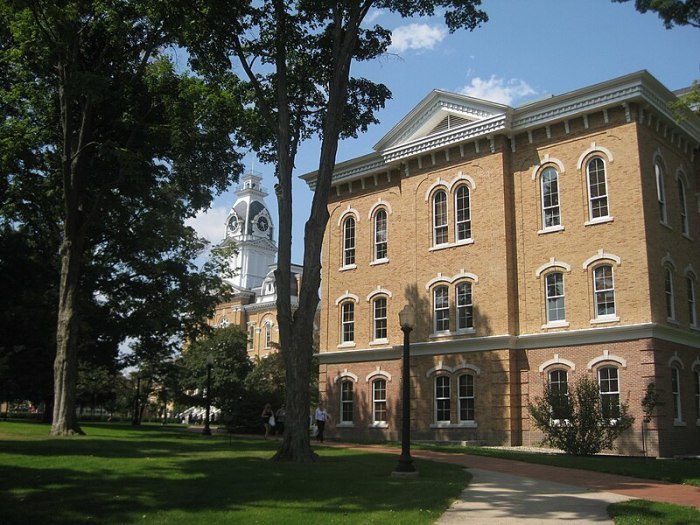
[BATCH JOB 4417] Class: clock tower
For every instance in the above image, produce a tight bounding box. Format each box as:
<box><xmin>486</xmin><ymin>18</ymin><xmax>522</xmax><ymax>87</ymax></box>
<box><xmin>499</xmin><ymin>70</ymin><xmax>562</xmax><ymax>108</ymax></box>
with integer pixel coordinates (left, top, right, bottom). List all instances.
<box><xmin>223</xmin><ymin>171</ymin><xmax>276</xmax><ymax>291</ymax></box>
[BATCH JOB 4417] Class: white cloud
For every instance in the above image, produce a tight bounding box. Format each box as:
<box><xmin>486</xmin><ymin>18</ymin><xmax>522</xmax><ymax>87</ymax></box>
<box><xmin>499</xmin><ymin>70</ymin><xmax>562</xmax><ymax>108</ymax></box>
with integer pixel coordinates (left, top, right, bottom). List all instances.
<box><xmin>389</xmin><ymin>23</ymin><xmax>446</xmax><ymax>53</ymax></box>
<box><xmin>459</xmin><ymin>75</ymin><xmax>537</xmax><ymax>106</ymax></box>
<box><xmin>364</xmin><ymin>9</ymin><xmax>385</xmax><ymax>24</ymax></box>
<box><xmin>186</xmin><ymin>206</ymin><xmax>229</xmax><ymax>245</ymax></box>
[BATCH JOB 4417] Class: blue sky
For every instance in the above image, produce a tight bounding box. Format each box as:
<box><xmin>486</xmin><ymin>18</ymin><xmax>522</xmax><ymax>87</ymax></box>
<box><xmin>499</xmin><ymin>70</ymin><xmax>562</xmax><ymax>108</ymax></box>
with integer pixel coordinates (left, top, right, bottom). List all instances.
<box><xmin>187</xmin><ymin>0</ymin><xmax>699</xmax><ymax>263</ymax></box>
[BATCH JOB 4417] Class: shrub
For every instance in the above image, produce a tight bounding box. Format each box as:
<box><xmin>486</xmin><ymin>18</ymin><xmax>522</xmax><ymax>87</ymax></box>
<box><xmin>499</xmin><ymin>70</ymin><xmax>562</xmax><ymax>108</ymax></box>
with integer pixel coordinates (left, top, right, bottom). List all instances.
<box><xmin>528</xmin><ymin>375</ymin><xmax>634</xmax><ymax>455</ymax></box>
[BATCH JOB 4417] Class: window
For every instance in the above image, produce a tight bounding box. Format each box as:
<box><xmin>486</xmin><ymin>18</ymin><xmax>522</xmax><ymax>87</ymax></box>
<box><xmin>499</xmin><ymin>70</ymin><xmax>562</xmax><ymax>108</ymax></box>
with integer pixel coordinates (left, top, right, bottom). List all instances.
<box><xmin>455</xmin><ymin>185</ymin><xmax>472</xmax><ymax>241</ymax></box>
<box><xmin>372</xmin><ymin>379</ymin><xmax>387</xmax><ymax>423</ymax></box>
<box><xmin>598</xmin><ymin>367</ymin><xmax>621</xmax><ymax>419</ymax></box>
<box><xmin>264</xmin><ymin>322</ymin><xmax>272</xmax><ymax>349</ymax></box>
<box><xmin>671</xmin><ymin>367</ymin><xmax>683</xmax><ymax>422</ymax></box>
<box><xmin>689</xmin><ymin>276</ymin><xmax>697</xmax><ymax>326</ymax></box>
<box><xmin>665</xmin><ymin>267</ymin><xmax>676</xmax><ymax>320</ymax></box>
<box><xmin>373</xmin><ymin>209</ymin><xmax>388</xmax><ymax>260</ymax></box>
<box><xmin>678</xmin><ymin>177</ymin><xmax>689</xmax><ymax>235</ymax></box>
<box><xmin>549</xmin><ymin>370</ymin><xmax>569</xmax><ymax>420</ymax></box>
<box><xmin>247</xmin><ymin>325</ymin><xmax>254</xmax><ymax>350</ymax></box>
<box><xmin>456</xmin><ymin>282</ymin><xmax>474</xmax><ymax>330</ymax></box>
<box><xmin>541</xmin><ymin>167</ymin><xmax>561</xmax><ymax>229</ymax></box>
<box><xmin>587</xmin><ymin>157</ymin><xmax>609</xmax><ymax>220</ymax></box>
<box><xmin>373</xmin><ymin>297</ymin><xmax>388</xmax><ymax>341</ymax></box>
<box><xmin>340</xmin><ymin>380</ymin><xmax>354</xmax><ymax>423</ymax></box>
<box><xmin>695</xmin><ymin>370</ymin><xmax>700</xmax><ymax>422</ymax></box>
<box><xmin>434</xmin><ymin>285</ymin><xmax>450</xmax><ymax>333</ymax></box>
<box><xmin>341</xmin><ymin>302</ymin><xmax>355</xmax><ymax>343</ymax></box>
<box><xmin>342</xmin><ymin>216</ymin><xmax>356</xmax><ymax>267</ymax></box>
<box><xmin>458</xmin><ymin>374</ymin><xmax>475</xmax><ymax>422</ymax></box>
<box><xmin>545</xmin><ymin>272</ymin><xmax>566</xmax><ymax>323</ymax></box>
<box><xmin>593</xmin><ymin>265</ymin><xmax>616</xmax><ymax>319</ymax></box>
<box><xmin>433</xmin><ymin>190</ymin><xmax>448</xmax><ymax>245</ymax></box>
<box><xmin>655</xmin><ymin>159</ymin><xmax>667</xmax><ymax>224</ymax></box>
<box><xmin>435</xmin><ymin>376</ymin><xmax>451</xmax><ymax>422</ymax></box>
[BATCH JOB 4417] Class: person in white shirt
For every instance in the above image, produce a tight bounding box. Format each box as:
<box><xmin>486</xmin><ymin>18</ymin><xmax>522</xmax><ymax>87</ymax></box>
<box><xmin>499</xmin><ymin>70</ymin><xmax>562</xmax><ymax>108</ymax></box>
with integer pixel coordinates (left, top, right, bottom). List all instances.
<box><xmin>314</xmin><ymin>402</ymin><xmax>330</xmax><ymax>442</ymax></box>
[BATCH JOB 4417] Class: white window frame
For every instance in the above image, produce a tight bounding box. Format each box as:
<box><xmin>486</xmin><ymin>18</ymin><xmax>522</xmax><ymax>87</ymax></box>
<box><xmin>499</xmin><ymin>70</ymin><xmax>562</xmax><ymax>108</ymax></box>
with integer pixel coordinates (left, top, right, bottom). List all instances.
<box><xmin>671</xmin><ymin>366</ymin><xmax>683</xmax><ymax>424</ymax></box>
<box><xmin>372</xmin><ymin>296</ymin><xmax>388</xmax><ymax>342</ymax></box>
<box><xmin>340</xmin><ymin>301</ymin><xmax>355</xmax><ymax>344</ymax></box>
<box><xmin>432</xmin><ymin>190</ymin><xmax>449</xmax><ymax>246</ymax></box>
<box><xmin>455</xmin><ymin>185</ymin><xmax>472</xmax><ymax>242</ymax></box>
<box><xmin>598</xmin><ymin>366</ymin><xmax>621</xmax><ymax>420</ymax></box>
<box><xmin>264</xmin><ymin>322</ymin><xmax>272</xmax><ymax>349</ymax></box>
<box><xmin>340</xmin><ymin>380</ymin><xmax>354</xmax><ymax>424</ymax></box>
<box><xmin>548</xmin><ymin>369</ymin><xmax>569</xmax><ymax>421</ymax></box>
<box><xmin>372</xmin><ymin>379</ymin><xmax>387</xmax><ymax>424</ymax></box>
<box><xmin>435</xmin><ymin>375</ymin><xmax>451</xmax><ymax>423</ymax></box>
<box><xmin>655</xmin><ymin>159</ymin><xmax>668</xmax><ymax>225</ymax></box>
<box><xmin>458</xmin><ymin>374</ymin><xmax>475</xmax><ymax>423</ymax></box>
<box><xmin>688</xmin><ymin>275</ymin><xmax>698</xmax><ymax>328</ymax></box>
<box><xmin>433</xmin><ymin>285</ymin><xmax>450</xmax><ymax>333</ymax></box>
<box><xmin>586</xmin><ymin>157</ymin><xmax>609</xmax><ymax>222</ymax></box>
<box><xmin>664</xmin><ymin>267</ymin><xmax>676</xmax><ymax>321</ymax></box>
<box><xmin>540</xmin><ymin>166</ymin><xmax>561</xmax><ymax>230</ymax></box>
<box><xmin>678</xmin><ymin>177</ymin><xmax>689</xmax><ymax>236</ymax></box>
<box><xmin>373</xmin><ymin>208</ymin><xmax>388</xmax><ymax>262</ymax></box>
<box><xmin>342</xmin><ymin>216</ymin><xmax>356</xmax><ymax>268</ymax></box>
<box><xmin>545</xmin><ymin>271</ymin><xmax>566</xmax><ymax>324</ymax></box>
<box><xmin>593</xmin><ymin>265</ymin><xmax>616</xmax><ymax>321</ymax></box>
<box><xmin>456</xmin><ymin>282</ymin><xmax>474</xmax><ymax>331</ymax></box>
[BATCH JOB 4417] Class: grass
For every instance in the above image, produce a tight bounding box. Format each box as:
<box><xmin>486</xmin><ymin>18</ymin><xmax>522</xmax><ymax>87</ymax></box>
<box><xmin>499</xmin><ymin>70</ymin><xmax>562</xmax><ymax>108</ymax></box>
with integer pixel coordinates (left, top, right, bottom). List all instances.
<box><xmin>0</xmin><ymin>421</ymin><xmax>469</xmax><ymax>525</ymax></box>
<box><xmin>414</xmin><ymin>442</ymin><xmax>700</xmax><ymax>487</ymax></box>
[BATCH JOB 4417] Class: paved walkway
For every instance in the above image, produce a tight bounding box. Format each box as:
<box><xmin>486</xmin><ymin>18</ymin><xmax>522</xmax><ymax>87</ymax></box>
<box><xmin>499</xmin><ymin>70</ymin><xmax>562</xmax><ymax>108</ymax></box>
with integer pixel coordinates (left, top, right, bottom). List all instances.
<box><xmin>326</xmin><ymin>443</ymin><xmax>700</xmax><ymax>524</ymax></box>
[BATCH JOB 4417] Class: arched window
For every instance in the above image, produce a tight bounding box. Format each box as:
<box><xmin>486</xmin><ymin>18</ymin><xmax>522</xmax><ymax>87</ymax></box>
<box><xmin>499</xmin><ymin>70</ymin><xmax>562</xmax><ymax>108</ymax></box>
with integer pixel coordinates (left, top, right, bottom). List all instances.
<box><xmin>435</xmin><ymin>375</ymin><xmax>451</xmax><ymax>422</ymax></box>
<box><xmin>432</xmin><ymin>190</ymin><xmax>448</xmax><ymax>246</ymax></box>
<box><xmin>587</xmin><ymin>157</ymin><xmax>609</xmax><ymax>220</ymax></box>
<box><xmin>593</xmin><ymin>264</ymin><xmax>616</xmax><ymax>319</ymax></box>
<box><xmin>678</xmin><ymin>176</ymin><xmax>689</xmax><ymax>235</ymax></box>
<box><xmin>455</xmin><ymin>185</ymin><xmax>472</xmax><ymax>241</ymax></box>
<box><xmin>541</xmin><ymin>167</ymin><xmax>561</xmax><ymax>229</ymax></box>
<box><xmin>372</xmin><ymin>379</ymin><xmax>387</xmax><ymax>423</ymax></box>
<box><xmin>671</xmin><ymin>366</ymin><xmax>683</xmax><ymax>423</ymax></box>
<box><xmin>664</xmin><ymin>266</ymin><xmax>676</xmax><ymax>321</ymax></box>
<box><xmin>458</xmin><ymin>374</ymin><xmax>475</xmax><ymax>422</ymax></box>
<box><xmin>433</xmin><ymin>285</ymin><xmax>450</xmax><ymax>333</ymax></box>
<box><xmin>545</xmin><ymin>271</ymin><xmax>566</xmax><ymax>323</ymax></box>
<box><xmin>456</xmin><ymin>282</ymin><xmax>473</xmax><ymax>330</ymax></box>
<box><xmin>340</xmin><ymin>302</ymin><xmax>355</xmax><ymax>344</ymax></box>
<box><xmin>688</xmin><ymin>274</ymin><xmax>697</xmax><ymax>327</ymax></box>
<box><xmin>342</xmin><ymin>216</ymin><xmax>356</xmax><ymax>267</ymax></box>
<box><xmin>372</xmin><ymin>296</ymin><xmax>388</xmax><ymax>341</ymax></box>
<box><xmin>340</xmin><ymin>380</ymin><xmax>354</xmax><ymax>423</ymax></box>
<box><xmin>373</xmin><ymin>208</ymin><xmax>388</xmax><ymax>261</ymax></box>
<box><xmin>247</xmin><ymin>325</ymin><xmax>254</xmax><ymax>350</ymax></box>
<box><xmin>548</xmin><ymin>369</ymin><xmax>569</xmax><ymax>420</ymax></box>
<box><xmin>655</xmin><ymin>158</ymin><xmax>667</xmax><ymax>224</ymax></box>
<box><xmin>598</xmin><ymin>367</ymin><xmax>620</xmax><ymax>419</ymax></box>
<box><xmin>264</xmin><ymin>322</ymin><xmax>272</xmax><ymax>349</ymax></box>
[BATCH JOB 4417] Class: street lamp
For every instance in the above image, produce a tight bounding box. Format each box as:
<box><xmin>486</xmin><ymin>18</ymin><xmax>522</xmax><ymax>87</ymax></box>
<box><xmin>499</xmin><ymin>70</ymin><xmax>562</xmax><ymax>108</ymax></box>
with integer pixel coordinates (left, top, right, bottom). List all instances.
<box><xmin>202</xmin><ymin>355</ymin><xmax>214</xmax><ymax>436</ymax></box>
<box><xmin>394</xmin><ymin>304</ymin><xmax>417</xmax><ymax>476</ymax></box>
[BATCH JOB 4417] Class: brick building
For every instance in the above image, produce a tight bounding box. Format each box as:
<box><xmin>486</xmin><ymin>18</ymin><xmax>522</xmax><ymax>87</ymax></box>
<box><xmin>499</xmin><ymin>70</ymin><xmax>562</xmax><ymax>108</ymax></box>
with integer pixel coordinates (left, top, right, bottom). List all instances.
<box><xmin>303</xmin><ymin>71</ymin><xmax>700</xmax><ymax>457</ymax></box>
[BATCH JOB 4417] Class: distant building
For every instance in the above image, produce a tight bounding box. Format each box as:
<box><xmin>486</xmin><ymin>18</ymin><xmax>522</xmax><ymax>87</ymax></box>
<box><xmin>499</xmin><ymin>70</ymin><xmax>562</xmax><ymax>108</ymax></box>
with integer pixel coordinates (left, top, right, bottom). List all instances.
<box><xmin>209</xmin><ymin>171</ymin><xmax>303</xmax><ymax>359</ymax></box>
<box><xmin>303</xmin><ymin>71</ymin><xmax>700</xmax><ymax>457</ymax></box>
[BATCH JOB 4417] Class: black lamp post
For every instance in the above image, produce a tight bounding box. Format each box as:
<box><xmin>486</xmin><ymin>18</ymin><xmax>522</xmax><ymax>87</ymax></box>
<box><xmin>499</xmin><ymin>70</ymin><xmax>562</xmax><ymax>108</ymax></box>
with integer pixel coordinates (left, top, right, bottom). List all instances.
<box><xmin>202</xmin><ymin>355</ymin><xmax>214</xmax><ymax>436</ymax></box>
<box><xmin>394</xmin><ymin>304</ymin><xmax>417</xmax><ymax>475</ymax></box>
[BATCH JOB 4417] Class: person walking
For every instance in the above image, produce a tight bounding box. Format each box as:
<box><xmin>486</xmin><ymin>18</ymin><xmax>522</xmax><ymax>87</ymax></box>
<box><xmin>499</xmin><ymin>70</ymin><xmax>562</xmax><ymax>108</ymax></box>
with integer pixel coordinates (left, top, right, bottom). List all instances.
<box><xmin>275</xmin><ymin>404</ymin><xmax>286</xmax><ymax>436</ymax></box>
<box><xmin>314</xmin><ymin>402</ymin><xmax>330</xmax><ymax>443</ymax></box>
<box><xmin>261</xmin><ymin>403</ymin><xmax>274</xmax><ymax>438</ymax></box>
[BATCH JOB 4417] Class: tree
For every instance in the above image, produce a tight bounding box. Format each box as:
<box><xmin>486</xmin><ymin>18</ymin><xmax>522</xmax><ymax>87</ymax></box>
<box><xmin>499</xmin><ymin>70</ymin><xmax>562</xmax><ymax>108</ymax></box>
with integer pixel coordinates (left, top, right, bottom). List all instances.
<box><xmin>528</xmin><ymin>376</ymin><xmax>634</xmax><ymax>456</ymax></box>
<box><xmin>184</xmin><ymin>0</ymin><xmax>488</xmax><ymax>463</ymax></box>
<box><xmin>1</xmin><ymin>1</ymin><xmax>242</xmax><ymax>435</ymax></box>
<box><xmin>612</xmin><ymin>0</ymin><xmax>700</xmax><ymax>28</ymax></box>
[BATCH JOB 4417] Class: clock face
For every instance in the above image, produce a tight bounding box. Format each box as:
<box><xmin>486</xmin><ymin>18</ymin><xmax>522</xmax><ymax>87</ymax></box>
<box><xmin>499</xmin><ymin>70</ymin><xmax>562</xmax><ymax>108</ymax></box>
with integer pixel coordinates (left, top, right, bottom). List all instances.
<box><xmin>227</xmin><ymin>215</ymin><xmax>239</xmax><ymax>234</ymax></box>
<box><xmin>256</xmin><ymin>216</ymin><xmax>269</xmax><ymax>232</ymax></box>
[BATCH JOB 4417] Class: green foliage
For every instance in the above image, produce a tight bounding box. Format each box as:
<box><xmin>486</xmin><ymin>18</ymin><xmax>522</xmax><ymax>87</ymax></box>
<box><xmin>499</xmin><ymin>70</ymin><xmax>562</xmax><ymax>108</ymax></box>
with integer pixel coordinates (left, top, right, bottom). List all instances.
<box><xmin>528</xmin><ymin>375</ymin><xmax>634</xmax><ymax>455</ymax></box>
<box><xmin>613</xmin><ymin>0</ymin><xmax>700</xmax><ymax>28</ymax></box>
<box><xmin>641</xmin><ymin>382</ymin><xmax>661</xmax><ymax>423</ymax></box>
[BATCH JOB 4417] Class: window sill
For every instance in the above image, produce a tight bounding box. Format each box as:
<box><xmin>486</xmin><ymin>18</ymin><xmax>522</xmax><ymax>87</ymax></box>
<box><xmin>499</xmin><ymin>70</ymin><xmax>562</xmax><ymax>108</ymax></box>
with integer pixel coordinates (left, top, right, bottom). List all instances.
<box><xmin>537</xmin><ymin>225</ymin><xmax>565</xmax><ymax>235</ymax></box>
<box><xmin>584</xmin><ymin>216</ymin><xmax>614</xmax><ymax>227</ymax></box>
<box><xmin>336</xmin><ymin>422</ymin><xmax>355</xmax><ymax>428</ymax></box>
<box><xmin>429</xmin><ymin>422</ymin><xmax>478</xmax><ymax>429</ymax></box>
<box><xmin>673</xmin><ymin>420</ymin><xmax>686</xmax><ymax>427</ymax></box>
<box><xmin>542</xmin><ymin>320</ymin><xmax>569</xmax><ymax>329</ymax></box>
<box><xmin>337</xmin><ymin>342</ymin><xmax>356</xmax><ymax>349</ymax></box>
<box><xmin>369</xmin><ymin>422</ymin><xmax>388</xmax><ymax>429</ymax></box>
<box><xmin>429</xmin><ymin>239</ymin><xmax>474</xmax><ymax>252</ymax></box>
<box><xmin>369</xmin><ymin>339</ymin><xmax>389</xmax><ymax>346</ymax></box>
<box><xmin>667</xmin><ymin>318</ymin><xmax>680</xmax><ymax>326</ymax></box>
<box><xmin>590</xmin><ymin>315</ymin><xmax>619</xmax><ymax>325</ymax></box>
<box><xmin>429</xmin><ymin>328</ymin><xmax>475</xmax><ymax>339</ymax></box>
<box><xmin>690</xmin><ymin>324</ymin><xmax>700</xmax><ymax>332</ymax></box>
<box><xmin>682</xmin><ymin>233</ymin><xmax>693</xmax><ymax>241</ymax></box>
<box><xmin>660</xmin><ymin>220</ymin><xmax>673</xmax><ymax>230</ymax></box>
<box><xmin>370</xmin><ymin>258</ymin><xmax>389</xmax><ymax>266</ymax></box>
<box><xmin>339</xmin><ymin>264</ymin><xmax>357</xmax><ymax>272</ymax></box>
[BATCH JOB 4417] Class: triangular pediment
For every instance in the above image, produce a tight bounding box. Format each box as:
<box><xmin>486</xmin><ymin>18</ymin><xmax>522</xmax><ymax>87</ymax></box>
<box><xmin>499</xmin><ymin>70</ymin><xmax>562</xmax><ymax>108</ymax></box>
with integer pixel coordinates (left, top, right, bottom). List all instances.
<box><xmin>374</xmin><ymin>90</ymin><xmax>510</xmax><ymax>152</ymax></box>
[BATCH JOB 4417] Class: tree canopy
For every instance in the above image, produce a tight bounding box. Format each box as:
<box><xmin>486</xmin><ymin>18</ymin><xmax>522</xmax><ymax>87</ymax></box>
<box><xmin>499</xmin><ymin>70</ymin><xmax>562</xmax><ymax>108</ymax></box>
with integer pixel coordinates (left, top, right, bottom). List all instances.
<box><xmin>613</xmin><ymin>0</ymin><xmax>700</xmax><ymax>28</ymax></box>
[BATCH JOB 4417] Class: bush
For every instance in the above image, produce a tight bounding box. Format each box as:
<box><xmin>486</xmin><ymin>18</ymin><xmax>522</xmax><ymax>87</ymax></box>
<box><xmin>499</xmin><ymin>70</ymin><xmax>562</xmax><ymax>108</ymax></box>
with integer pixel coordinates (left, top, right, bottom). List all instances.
<box><xmin>528</xmin><ymin>375</ymin><xmax>634</xmax><ymax>455</ymax></box>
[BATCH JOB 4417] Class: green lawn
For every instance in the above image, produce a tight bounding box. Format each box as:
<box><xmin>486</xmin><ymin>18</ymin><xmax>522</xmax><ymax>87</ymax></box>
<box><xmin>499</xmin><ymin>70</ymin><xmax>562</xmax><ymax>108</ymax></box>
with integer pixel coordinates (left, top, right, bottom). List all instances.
<box><xmin>0</xmin><ymin>421</ymin><xmax>469</xmax><ymax>525</ymax></box>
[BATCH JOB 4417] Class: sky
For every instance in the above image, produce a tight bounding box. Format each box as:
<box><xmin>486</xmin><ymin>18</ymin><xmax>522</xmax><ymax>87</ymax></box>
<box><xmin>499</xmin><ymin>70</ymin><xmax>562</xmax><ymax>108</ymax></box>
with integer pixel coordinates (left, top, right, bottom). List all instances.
<box><xmin>186</xmin><ymin>0</ymin><xmax>700</xmax><ymax>264</ymax></box>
